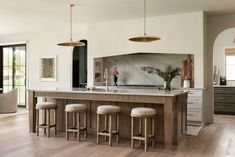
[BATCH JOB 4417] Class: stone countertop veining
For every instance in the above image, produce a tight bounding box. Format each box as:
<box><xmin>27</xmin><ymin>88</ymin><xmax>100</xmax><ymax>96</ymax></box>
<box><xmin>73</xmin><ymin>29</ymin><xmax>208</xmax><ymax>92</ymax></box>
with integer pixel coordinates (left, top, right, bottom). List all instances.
<box><xmin>28</xmin><ymin>87</ymin><xmax>187</xmax><ymax>97</ymax></box>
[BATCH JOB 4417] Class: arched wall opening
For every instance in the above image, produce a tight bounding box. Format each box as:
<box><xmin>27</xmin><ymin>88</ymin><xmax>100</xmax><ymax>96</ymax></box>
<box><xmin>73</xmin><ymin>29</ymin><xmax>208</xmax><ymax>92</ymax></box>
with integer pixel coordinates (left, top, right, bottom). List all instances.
<box><xmin>213</xmin><ymin>28</ymin><xmax>235</xmax><ymax>85</ymax></box>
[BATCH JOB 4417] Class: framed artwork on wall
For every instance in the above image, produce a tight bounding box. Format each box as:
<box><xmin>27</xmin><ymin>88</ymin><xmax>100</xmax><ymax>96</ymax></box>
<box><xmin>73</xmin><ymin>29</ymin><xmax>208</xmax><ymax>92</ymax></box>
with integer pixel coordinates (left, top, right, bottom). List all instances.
<box><xmin>39</xmin><ymin>56</ymin><xmax>57</xmax><ymax>81</ymax></box>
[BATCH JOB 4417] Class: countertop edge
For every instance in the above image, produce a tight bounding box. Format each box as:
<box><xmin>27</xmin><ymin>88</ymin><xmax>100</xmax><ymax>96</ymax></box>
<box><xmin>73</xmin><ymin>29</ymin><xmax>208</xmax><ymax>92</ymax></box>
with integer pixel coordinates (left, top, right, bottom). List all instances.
<box><xmin>27</xmin><ymin>88</ymin><xmax>188</xmax><ymax>97</ymax></box>
<box><xmin>214</xmin><ymin>85</ymin><xmax>235</xmax><ymax>88</ymax></box>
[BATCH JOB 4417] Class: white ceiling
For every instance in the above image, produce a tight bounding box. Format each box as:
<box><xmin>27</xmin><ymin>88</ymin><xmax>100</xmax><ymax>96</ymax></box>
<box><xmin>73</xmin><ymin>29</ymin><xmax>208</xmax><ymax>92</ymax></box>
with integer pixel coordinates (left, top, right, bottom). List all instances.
<box><xmin>0</xmin><ymin>0</ymin><xmax>235</xmax><ymax>35</ymax></box>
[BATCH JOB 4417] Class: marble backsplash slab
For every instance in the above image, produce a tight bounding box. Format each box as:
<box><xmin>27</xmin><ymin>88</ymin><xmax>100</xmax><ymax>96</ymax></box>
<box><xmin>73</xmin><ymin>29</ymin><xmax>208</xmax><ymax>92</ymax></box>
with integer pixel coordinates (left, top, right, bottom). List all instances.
<box><xmin>102</xmin><ymin>53</ymin><xmax>193</xmax><ymax>89</ymax></box>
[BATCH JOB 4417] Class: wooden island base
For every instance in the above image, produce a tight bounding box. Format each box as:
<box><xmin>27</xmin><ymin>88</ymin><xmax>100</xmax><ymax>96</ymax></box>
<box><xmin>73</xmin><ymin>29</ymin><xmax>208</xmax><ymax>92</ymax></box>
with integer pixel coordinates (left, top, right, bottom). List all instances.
<box><xmin>28</xmin><ymin>88</ymin><xmax>188</xmax><ymax>149</ymax></box>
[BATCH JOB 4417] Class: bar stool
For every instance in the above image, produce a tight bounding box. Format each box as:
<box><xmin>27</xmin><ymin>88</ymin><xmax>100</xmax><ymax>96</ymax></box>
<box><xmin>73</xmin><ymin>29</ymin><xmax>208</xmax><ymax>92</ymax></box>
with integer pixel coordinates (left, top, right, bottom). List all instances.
<box><xmin>131</xmin><ymin>107</ymin><xmax>156</xmax><ymax>151</ymax></box>
<box><xmin>96</xmin><ymin>105</ymin><xmax>120</xmax><ymax>146</ymax></box>
<box><xmin>36</xmin><ymin>102</ymin><xmax>58</xmax><ymax>137</ymax></box>
<box><xmin>65</xmin><ymin>104</ymin><xmax>87</xmax><ymax>141</ymax></box>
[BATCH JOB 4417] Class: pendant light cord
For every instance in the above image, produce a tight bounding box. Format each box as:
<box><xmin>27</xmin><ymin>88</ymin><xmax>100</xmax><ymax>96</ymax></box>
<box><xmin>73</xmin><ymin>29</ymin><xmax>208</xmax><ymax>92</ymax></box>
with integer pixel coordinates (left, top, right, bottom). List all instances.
<box><xmin>128</xmin><ymin>0</ymin><xmax>160</xmax><ymax>42</ymax></box>
<box><xmin>57</xmin><ymin>4</ymin><xmax>85</xmax><ymax>46</ymax></box>
<box><xmin>144</xmin><ymin>0</ymin><xmax>146</xmax><ymax>36</ymax></box>
<box><xmin>70</xmin><ymin>4</ymin><xmax>74</xmax><ymax>42</ymax></box>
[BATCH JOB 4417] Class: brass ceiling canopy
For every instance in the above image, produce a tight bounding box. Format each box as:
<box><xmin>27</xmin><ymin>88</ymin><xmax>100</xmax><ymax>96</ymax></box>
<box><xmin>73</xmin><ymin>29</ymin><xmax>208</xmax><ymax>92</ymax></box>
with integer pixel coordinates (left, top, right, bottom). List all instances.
<box><xmin>58</xmin><ymin>4</ymin><xmax>85</xmax><ymax>47</ymax></box>
<box><xmin>129</xmin><ymin>0</ymin><xmax>160</xmax><ymax>42</ymax></box>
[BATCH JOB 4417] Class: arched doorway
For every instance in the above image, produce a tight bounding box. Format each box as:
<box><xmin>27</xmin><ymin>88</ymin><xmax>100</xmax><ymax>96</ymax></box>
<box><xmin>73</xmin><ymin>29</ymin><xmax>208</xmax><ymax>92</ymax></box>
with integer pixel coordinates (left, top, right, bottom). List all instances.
<box><xmin>72</xmin><ymin>40</ymin><xmax>87</xmax><ymax>88</ymax></box>
<box><xmin>213</xmin><ymin>28</ymin><xmax>235</xmax><ymax>115</ymax></box>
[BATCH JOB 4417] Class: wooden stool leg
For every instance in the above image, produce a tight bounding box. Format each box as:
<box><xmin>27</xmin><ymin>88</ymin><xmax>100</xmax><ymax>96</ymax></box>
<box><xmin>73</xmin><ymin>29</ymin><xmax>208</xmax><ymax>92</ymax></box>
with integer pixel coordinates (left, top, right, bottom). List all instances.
<box><xmin>73</xmin><ymin>112</ymin><xmax>76</xmax><ymax>137</ymax></box>
<box><xmin>84</xmin><ymin>112</ymin><xmax>87</xmax><ymax>139</ymax></box>
<box><xmin>131</xmin><ymin>116</ymin><xmax>134</xmax><ymax>149</ymax></box>
<box><xmin>47</xmin><ymin>109</ymin><xmax>51</xmax><ymax>137</ymax></box>
<box><xmin>97</xmin><ymin>114</ymin><xmax>100</xmax><ymax>144</ymax></box>
<box><xmin>36</xmin><ymin>109</ymin><xmax>39</xmax><ymax>136</ymax></box>
<box><xmin>44</xmin><ymin>110</ymin><xmax>47</xmax><ymax>134</ymax></box>
<box><xmin>104</xmin><ymin>114</ymin><xmax>108</xmax><ymax>141</ymax></box>
<box><xmin>116</xmin><ymin>113</ymin><xmax>119</xmax><ymax>143</ymax></box>
<box><xmin>77</xmin><ymin>113</ymin><xmax>80</xmax><ymax>141</ymax></box>
<box><xmin>139</xmin><ymin>117</ymin><xmax>142</xmax><ymax>147</ymax></box>
<box><xmin>54</xmin><ymin>108</ymin><xmax>57</xmax><ymax>135</ymax></box>
<box><xmin>66</xmin><ymin>112</ymin><xmax>69</xmax><ymax>140</ymax></box>
<box><xmin>109</xmin><ymin>114</ymin><xmax>112</xmax><ymax>147</ymax></box>
<box><xmin>152</xmin><ymin>117</ymin><xmax>155</xmax><ymax>148</ymax></box>
<box><xmin>144</xmin><ymin>117</ymin><xmax>148</xmax><ymax>151</ymax></box>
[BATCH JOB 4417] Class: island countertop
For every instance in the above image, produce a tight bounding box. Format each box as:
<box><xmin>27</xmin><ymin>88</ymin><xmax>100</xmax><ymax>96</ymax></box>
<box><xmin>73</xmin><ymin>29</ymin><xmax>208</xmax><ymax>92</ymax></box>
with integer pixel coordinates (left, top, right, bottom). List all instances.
<box><xmin>27</xmin><ymin>87</ymin><xmax>187</xmax><ymax>97</ymax></box>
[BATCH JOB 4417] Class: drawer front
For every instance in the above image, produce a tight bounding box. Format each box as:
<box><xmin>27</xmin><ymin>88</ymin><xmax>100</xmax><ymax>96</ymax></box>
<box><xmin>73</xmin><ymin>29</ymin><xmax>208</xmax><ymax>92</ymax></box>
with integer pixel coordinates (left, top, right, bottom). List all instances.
<box><xmin>214</xmin><ymin>87</ymin><xmax>235</xmax><ymax>94</ymax></box>
<box><xmin>188</xmin><ymin>98</ymin><xmax>202</xmax><ymax>109</ymax></box>
<box><xmin>186</xmin><ymin>90</ymin><xmax>202</xmax><ymax>97</ymax></box>
<box><xmin>187</xmin><ymin>109</ymin><xmax>202</xmax><ymax>121</ymax></box>
<box><xmin>214</xmin><ymin>102</ymin><xmax>235</xmax><ymax>112</ymax></box>
<box><xmin>214</xmin><ymin>94</ymin><xmax>235</xmax><ymax>103</ymax></box>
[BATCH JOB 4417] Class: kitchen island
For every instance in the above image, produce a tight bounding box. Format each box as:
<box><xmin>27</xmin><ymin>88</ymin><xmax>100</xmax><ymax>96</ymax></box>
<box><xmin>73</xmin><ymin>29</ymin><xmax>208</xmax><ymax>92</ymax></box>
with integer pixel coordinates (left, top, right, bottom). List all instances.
<box><xmin>28</xmin><ymin>88</ymin><xmax>188</xmax><ymax>148</ymax></box>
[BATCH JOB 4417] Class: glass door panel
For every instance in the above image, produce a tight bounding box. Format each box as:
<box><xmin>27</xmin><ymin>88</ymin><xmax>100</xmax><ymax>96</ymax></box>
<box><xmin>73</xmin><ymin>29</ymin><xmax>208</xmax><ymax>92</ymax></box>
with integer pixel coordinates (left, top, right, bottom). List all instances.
<box><xmin>3</xmin><ymin>47</ymin><xmax>13</xmax><ymax>93</ymax></box>
<box><xmin>3</xmin><ymin>45</ymin><xmax>26</xmax><ymax>107</ymax></box>
<box><xmin>15</xmin><ymin>46</ymin><xmax>26</xmax><ymax>106</ymax></box>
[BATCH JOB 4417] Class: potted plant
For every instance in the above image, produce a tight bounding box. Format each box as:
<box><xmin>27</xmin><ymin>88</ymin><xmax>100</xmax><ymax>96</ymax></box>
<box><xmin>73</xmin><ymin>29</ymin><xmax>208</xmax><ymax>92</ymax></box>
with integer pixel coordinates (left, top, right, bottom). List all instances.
<box><xmin>155</xmin><ymin>65</ymin><xmax>181</xmax><ymax>92</ymax></box>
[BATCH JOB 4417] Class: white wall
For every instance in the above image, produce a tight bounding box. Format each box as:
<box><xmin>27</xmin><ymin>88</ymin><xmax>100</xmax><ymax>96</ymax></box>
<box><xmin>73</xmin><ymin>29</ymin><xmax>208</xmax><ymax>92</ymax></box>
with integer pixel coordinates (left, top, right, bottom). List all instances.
<box><xmin>0</xmin><ymin>27</ymin><xmax>87</xmax><ymax>89</ymax></box>
<box><xmin>0</xmin><ymin>12</ymin><xmax>205</xmax><ymax>89</ymax></box>
<box><xmin>87</xmin><ymin>12</ymin><xmax>205</xmax><ymax>88</ymax></box>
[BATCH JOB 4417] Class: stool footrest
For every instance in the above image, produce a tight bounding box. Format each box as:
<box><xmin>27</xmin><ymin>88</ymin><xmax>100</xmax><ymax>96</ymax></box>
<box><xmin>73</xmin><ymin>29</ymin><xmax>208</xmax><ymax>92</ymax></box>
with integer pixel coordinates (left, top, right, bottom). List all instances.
<box><xmin>98</xmin><ymin>130</ymin><xmax>119</xmax><ymax>136</ymax></box>
<box><xmin>67</xmin><ymin>127</ymin><xmax>87</xmax><ymax>132</ymax></box>
<box><xmin>37</xmin><ymin>124</ymin><xmax>56</xmax><ymax>128</ymax></box>
<box><xmin>133</xmin><ymin>134</ymin><xmax>155</xmax><ymax>141</ymax></box>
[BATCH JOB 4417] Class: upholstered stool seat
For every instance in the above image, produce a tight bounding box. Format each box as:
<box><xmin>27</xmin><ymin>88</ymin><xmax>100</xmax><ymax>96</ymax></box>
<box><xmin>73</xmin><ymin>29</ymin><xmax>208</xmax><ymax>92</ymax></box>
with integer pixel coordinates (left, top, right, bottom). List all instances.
<box><xmin>65</xmin><ymin>104</ymin><xmax>87</xmax><ymax>112</ymax></box>
<box><xmin>65</xmin><ymin>104</ymin><xmax>88</xmax><ymax>141</ymax></box>
<box><xmin>131</xmin><ymin>107</ymin><xmax>156</xmax><ymax>117</ymax></box>
<box><xmin>96</xmin><ymin>105</ymin><xmax>120</xmax><ymax>146</ymax></box>
<box><xmin>97</xmin><ymin>105</ymin><xmax>120</xmax><ymax>114</ymax></box>
<box><xmin>131</xmin><ymin>107</ymin><xmax>156</xmax><ymax>151</ymax></box>
<box><xmin>36</xmin><ymin>102</ymin><xmax>57</xmax><ymax>110</ymax></box>
<box><xmin>36</xmin><ymin>102</ymin><xmax>57</xmax><ymax>137</ymax></box>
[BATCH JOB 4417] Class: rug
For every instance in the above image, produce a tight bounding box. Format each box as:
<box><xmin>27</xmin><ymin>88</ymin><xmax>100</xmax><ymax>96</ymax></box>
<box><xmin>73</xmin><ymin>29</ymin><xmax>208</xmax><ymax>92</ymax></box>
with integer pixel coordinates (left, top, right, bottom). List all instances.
<box><xmin>187</xmin><ymin>126</ymin><xmax>202</xmax><ymax>136</ymax></box>
<box><xmin>0</xmin><ymin>108</ymin><xmax>28</xmax><ymax>119</ymax></box>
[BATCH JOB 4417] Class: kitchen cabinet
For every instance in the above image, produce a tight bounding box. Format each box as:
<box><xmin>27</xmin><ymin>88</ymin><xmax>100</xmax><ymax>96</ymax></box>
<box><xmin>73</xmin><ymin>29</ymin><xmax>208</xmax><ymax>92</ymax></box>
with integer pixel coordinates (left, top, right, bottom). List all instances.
<box><xmin>214</xmin><ymin>86</ymin><xmax>235</xmax><ymax>114</ymax></box>
<box><xmin>184</xmin><ymin>89</ymin><xmax>203</xmax><ymax>126</ymax></box>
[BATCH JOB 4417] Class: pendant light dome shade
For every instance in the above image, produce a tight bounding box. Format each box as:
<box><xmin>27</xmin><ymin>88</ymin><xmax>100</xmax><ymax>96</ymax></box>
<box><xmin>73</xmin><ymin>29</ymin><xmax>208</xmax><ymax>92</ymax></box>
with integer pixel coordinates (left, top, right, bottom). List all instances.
<box><xmin>58</xmin><ymin>4</ymin><xmax>85</xmax><ymax>47</ymax></box>
<box><xmin>58</xmin><ymin>41</ymin><xmax>85</xmax><ymax>46</ymax></box>
<box><xmin>129</xmin><ymin>36</ymin><xmax>160</xmax><ymax>42</ymax></box>
<box><xmin>129</xmin><ymin>0</ymin><xmax>160</xmax><ymax>42</ymax></box>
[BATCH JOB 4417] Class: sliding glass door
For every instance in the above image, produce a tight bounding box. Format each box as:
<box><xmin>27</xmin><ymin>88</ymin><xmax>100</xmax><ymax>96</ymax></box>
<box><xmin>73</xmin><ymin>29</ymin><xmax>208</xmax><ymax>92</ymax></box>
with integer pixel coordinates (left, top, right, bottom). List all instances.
<box><xmin>2</xmin><ymin>45</ymin><xmax>26</xmax><ymax>107</ymax></box>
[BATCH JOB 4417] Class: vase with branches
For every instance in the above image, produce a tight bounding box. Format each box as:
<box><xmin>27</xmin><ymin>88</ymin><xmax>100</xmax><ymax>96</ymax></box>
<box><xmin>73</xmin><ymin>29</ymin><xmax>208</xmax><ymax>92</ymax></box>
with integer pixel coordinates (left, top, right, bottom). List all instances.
<box><xmin>155</xmin><ymin>65</ymin><xmax>181</xmax><ymax>92</ymax></box>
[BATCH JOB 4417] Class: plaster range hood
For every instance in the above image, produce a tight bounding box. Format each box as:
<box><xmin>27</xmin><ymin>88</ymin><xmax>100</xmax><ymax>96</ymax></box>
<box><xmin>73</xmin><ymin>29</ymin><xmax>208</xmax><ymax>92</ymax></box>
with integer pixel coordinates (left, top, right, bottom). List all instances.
<box><xmin>98</xmin><ymin>52</ymin><xmax>187</xmax><ymax>59</ymax></box>
<box><xmin>98</xmin><ymin>52</ymin><xmax>162</xmax><ymax>58</ymax></box>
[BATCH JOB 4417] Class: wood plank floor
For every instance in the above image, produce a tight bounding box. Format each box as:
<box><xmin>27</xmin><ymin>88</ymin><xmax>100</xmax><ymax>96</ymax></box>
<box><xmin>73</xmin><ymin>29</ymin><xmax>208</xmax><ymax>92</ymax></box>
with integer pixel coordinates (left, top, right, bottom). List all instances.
<box><xmin>0</xmin><ymin>114</ymin><xmax>235</xmax><ymax>157</ymax></box>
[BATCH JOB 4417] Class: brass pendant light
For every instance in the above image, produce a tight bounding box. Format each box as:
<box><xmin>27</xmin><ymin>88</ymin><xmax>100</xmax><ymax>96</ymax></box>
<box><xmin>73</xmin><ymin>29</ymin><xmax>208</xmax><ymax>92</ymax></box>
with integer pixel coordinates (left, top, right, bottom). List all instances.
<box><xmin>58</xmin><ymin>4</ymin><xmax>85</xmax><ymax>47</ymax></box>
<box><xmin>129</xmin><ymin>0</ymin><xmax>160</xmax><ymax>42</ymax></box>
